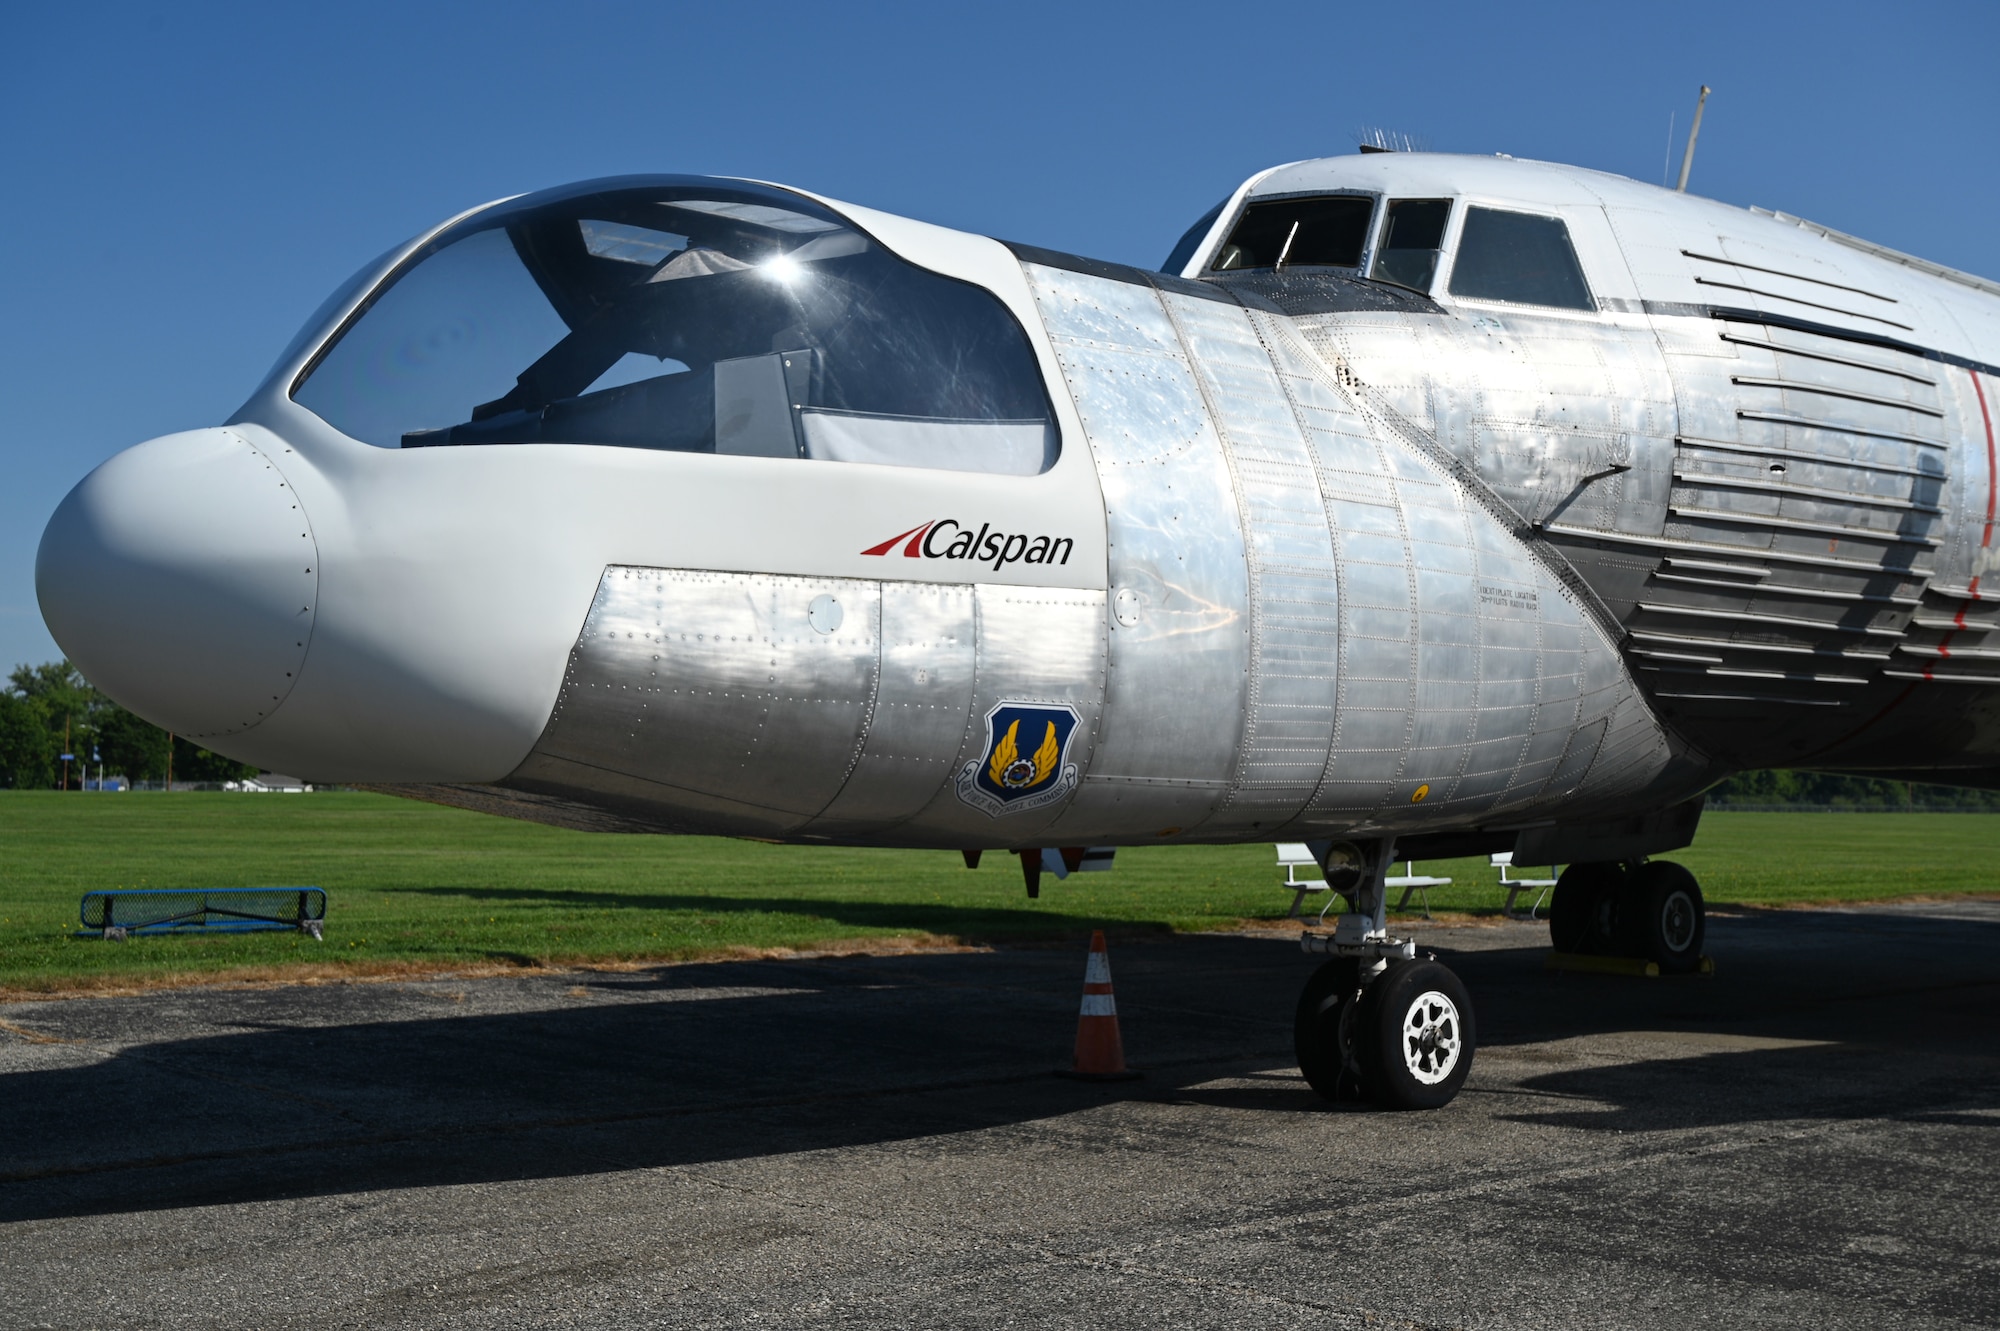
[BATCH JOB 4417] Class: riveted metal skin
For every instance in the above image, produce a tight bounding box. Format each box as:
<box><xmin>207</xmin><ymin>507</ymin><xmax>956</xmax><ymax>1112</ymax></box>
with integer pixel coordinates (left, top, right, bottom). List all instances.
<box><xmin>992</xmin><ymin>260</ymin><xmax>1672</xmax><ymax>846</ymax></box>
<box><xmin>1169</xmin><ymin>292</ymin><xmax>1344</xmax><ymax>830</ymax></box>
<box><xmin>806</xmin><ymin>581</ymin><xmax>977</xmax><ymax>836</ymax></box>
<box><xmin>1257</xmin><ymin>314</ymin><xmax>1671</xmax><ymax>833</ymax></box>
<box><xmin>1022</xmin><ymin>265</ymin><xmax>1250</xmax><ymax>842</ymax></box>
<box><xmin>505</xmin><ymin>568</ymin><xmax>1106</xmax><ymax>845</ymax></box>
<box><xmin>509</xmin><ymin>568</ymin><xmax>885</xmax><ymax>837</ymax></box>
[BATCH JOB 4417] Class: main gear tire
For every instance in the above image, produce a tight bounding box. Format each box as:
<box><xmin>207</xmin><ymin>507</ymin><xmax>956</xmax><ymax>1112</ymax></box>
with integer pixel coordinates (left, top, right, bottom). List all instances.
<box><xmin>1294</xmin><ymin>958</ymin><xmax>1368</xmax><ymax>1103</ymax></box>
<box><xmin>1355</xmin><ymin>959</ymin><xmax>1476</xmax><ymax>1110</ymax></box>
<box><xmin>1548</xmin><ymin>861</ymin><xmax>1628</xmax><ymax>954</ymax></box>
<box><xmin>1629</xmin><ymin>860</ymin><xmax>1706</xmax><ymax>973</ymax></box>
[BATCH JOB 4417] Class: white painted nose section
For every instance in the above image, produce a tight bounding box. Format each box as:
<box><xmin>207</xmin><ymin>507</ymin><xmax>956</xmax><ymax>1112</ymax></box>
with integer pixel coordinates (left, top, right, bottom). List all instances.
<box><xmin>37</xmin><ymin>428</ymin><xmax>318</xmax><ymax>739</ymax></box>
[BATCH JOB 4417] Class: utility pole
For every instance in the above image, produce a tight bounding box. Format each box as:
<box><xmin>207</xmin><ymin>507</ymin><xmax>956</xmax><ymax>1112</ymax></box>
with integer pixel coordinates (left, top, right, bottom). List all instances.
<box><xmin>1675</xmin><ymin>85</ymin><xmax>1711</xmax><ymax>193</ymax></box>
<box><xmin>60</xmin><ymin>716</ymin><xmax>71</xmax><ymax>791</ymax></box>
<box><xmin>166</xmin><ymin>732</ymin><xmax>174</xmax><ymax>792</ymax></box>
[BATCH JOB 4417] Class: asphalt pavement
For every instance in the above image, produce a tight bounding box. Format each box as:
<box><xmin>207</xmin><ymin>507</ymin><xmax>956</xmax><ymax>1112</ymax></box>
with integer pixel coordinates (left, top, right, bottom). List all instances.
<box><xmin>3</xmin><ymin>900</ymin><xmax>1998</xmax><ymax>1329</ymax></box>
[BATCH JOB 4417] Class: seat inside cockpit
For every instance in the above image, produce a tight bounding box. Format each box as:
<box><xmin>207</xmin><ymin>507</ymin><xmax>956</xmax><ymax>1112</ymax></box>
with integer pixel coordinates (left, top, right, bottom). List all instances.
<box><xmin>290</xmin><ymin>181</ymin><xmax>1058</xmax><ymax>475</ymax></box>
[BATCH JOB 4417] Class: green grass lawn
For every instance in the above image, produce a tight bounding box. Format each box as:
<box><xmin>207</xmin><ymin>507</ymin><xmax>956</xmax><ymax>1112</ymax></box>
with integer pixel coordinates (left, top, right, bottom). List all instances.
<box><xmin>1</xmin><ymin>791</ymin><xmax>1996</xmax><ymax>992</ymax></box>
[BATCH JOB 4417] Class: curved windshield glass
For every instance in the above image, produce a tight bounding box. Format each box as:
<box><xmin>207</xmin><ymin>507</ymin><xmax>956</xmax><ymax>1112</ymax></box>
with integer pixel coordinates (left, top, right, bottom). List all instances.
<box><xmin>291</xmin><ymin>179</ymin><xmax>1058</xmax><ymax>474</ymax></box>
<box><xmin>264</xmin><ymin>243</ymin><xmax>403</xmax><ymax>385</ymax></box>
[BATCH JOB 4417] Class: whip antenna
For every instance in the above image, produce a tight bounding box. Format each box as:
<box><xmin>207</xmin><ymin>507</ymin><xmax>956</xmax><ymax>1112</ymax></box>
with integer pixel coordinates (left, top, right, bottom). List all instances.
<box><xmin>1675</xmin><ymin>85</ymin><xmax>1711</xmax><ymax>192</ymax></box>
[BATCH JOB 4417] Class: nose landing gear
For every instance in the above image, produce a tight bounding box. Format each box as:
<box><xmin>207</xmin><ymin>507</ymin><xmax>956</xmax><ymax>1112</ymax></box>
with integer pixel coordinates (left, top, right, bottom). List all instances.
<box><xmin>1293</xmin><ymin>840</ymin><xmax>1478</xmax><ymax>1109</ymax></box>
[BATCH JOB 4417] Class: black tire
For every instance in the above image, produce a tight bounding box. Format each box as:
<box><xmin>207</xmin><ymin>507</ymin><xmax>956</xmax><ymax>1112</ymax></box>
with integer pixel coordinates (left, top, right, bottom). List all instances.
<box><xmin>1294</xmin><ymin>958</ymin><xmax>1368</xmax><ymax>1102</ymax></box>
<box><xmin>1355</xmin><ymin>959</ymin><xmax>1476</xmax><ymax>1110</ymax></box>
<box><xmin>1548</xmin><ymin>861</ymin><xmax>1627</xmax><ymax>954</ymax></box>
<box><xmin>1630</xmin><ymin>860</ymin><xmax>1706</xmax><ymax>973</ymax></box>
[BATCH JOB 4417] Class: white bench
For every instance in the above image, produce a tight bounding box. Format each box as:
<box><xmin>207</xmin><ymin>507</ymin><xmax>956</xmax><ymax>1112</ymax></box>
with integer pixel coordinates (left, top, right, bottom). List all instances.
<box><xmin>1275</xmin><ymin>843</ymin><xmax>1333</xmax><ymax>919</ymax></box>
<box><xmin>1389</xmin><ymin>863</ymin><xmax>1453</xmax><ymax>918</ymax></box>
<box><xmin>1280</xmin><ymin>845</ymin><xmax>1457</xmax><ymax>919</ymax></box>
<box><xmin>1492</xmin><ymin>852</ymin><xmax>1558</xmax><ymax>920</ymax></box>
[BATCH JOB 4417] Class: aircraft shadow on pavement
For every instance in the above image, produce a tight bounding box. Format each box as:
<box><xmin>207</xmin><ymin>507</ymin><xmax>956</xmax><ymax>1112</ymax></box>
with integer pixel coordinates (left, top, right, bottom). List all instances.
<box><xmin>2</xmin><ymin>914</ymin><xmax>1996</xmax><ymax>1223</ymax></box>
<box><xmin>382</xmin><ymin>883</ymin><xmax>1198</xmax><ymax>944</ymax></box>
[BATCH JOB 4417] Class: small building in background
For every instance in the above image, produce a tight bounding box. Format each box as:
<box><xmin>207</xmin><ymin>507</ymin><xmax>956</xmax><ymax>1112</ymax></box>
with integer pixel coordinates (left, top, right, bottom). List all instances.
<box><xmin>227</xmin><ymin>773</ymin><xmax>312</xmax><ymax>793</ymax></box>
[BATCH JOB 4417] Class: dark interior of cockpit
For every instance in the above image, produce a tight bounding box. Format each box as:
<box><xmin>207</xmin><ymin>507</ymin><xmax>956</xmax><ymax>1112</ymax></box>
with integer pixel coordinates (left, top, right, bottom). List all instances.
<box><xmin>291</xmin><ymin>183</ymin><xmax>1058</xmax><ymax>475</ymax></box>
<box><xmin>1184</xmin><ymin>190</ymin><xmax>1594</xmax><ymax>314</ymax></box>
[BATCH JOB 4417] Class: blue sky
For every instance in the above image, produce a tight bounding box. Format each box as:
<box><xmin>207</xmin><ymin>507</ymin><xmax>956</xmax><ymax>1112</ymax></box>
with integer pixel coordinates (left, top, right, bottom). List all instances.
<box><xmin>4</xmin><ymin>0</ymin><xmax>1995</xmax><ymax>673</ymax></box>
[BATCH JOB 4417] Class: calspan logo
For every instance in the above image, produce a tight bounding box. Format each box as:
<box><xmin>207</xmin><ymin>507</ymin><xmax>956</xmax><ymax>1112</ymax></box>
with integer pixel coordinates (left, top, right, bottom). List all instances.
<box><xmin>862</xmin><ymin>520</ymin><xmax>1074</xmax><ymax>571</ymax></box>
<box><xmin>955</xmin><ymin>701</ymin><xmax>1082</xmax><ymax>817</ymax></box>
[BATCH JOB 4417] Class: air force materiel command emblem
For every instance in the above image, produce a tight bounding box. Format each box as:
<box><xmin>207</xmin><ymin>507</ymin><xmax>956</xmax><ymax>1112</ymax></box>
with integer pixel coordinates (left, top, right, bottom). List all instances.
<box><xmin>955</xmin><ymin>702</ymin><xmax>1081</xmax><ymax>817</ymax></box>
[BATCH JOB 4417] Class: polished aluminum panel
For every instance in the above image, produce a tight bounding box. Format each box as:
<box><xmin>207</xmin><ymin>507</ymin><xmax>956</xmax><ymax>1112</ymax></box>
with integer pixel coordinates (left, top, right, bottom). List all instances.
<box><xmin>903</xmin><ymin>582</ymin><xmax>1108</xmax><ymax>845</ymax></box>
<box><xmin>1023</xmin><ymin>264</ymin><xmax>1248</xmax><ymax>840</ymax></box>
<box><xmin>510</xmin><ymin>566</ymin><xmax>1111</xmax><ymax>843</ymax></box>
<box><xmin>1165</xmin><ymin>291</ymin><xmax>1341</xmax><ymax>831</ymax></box>
<box><xmin>1909</xmin><ymin>367</ymin><xmax>2000</xmax><ymax>680</ymax></box>
<box><xmin>1633</xmin><ymin>304</ymin><xmax>1956</xmax><ymax>717</ymax></box>
<box><xmin>1253</xmin><ymin>317</ymin><xmax>1669</xmax><ymax>832</ymax></box>
<box><xmin>1304</xmin><ymin>308</ymin><xmax>1677</xmax><ymax>543</ymax></box>
<box><xmin>806</xmin><ymin>581</ymin><xmax>977</xmax><ymax>835</ymax></box>
<box><xmin>511</xmin><ymin>567</ymin><xmax>883</xmax><ymax>836</ymax></box>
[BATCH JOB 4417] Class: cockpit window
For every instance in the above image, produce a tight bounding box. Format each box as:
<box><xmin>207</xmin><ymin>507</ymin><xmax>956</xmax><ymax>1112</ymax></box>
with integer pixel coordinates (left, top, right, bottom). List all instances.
<box><xmin>1369</xmin><ymin>199</ymin><xmax>1451</xmax><ymax>293</ymax></box>
<box><xmin>290</xmin><ymin>180</ymin><xmax>1058</xmax><ymax>475</ymax></box>
<box><xmin>578</xmin><ymin>219</ymin><xmax>688</xmax><ymax>266</ymax></box>
<box><xmin>1447</xmin><ymin>207</ymin><xmax>1594</xmax><ymax>311</ymax></box>
<box><xmin>1209</xmin><ymin>195</ymin><xmax>1374</xmax><ymax>272</ymax></box>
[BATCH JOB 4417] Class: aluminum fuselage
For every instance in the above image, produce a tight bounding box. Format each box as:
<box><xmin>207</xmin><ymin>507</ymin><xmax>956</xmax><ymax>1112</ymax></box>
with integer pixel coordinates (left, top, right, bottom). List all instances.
<box><xmin>38</xmin><ymin>156</ymin><xmax>2000</xmax><ymax>854</ymax></box>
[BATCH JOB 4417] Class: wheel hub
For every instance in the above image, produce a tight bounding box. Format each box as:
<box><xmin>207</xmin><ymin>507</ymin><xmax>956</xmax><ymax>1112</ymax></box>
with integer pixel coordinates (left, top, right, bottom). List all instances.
<box><xmin>1660</xmin><ymin>889</ymin><xmax>1696</xmax><ymax>953</ymax></box>
<box><xmin>1401</xmin><ymin>990</ymin><xmax>1462</xmax><ymax>1084</ymax></box>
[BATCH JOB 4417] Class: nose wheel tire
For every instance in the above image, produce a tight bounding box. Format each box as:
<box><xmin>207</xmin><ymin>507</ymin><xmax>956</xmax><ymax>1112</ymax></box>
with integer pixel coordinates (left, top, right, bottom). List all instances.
<box><xmin>1356</xmin><ymin>959</ymin><xmax>1477</xmax><ymax>1110</ymax></box>
<box><xmin>1629</xmin><ymin>860</ymin><xmax>1705</xmax><ymax>973</ymax></box>
<box><xmin>1296</xmin><ymin>958</ymin><xmax>1476</xmax><ymax>1110</ymax></box>
<box><xmin>1294</xmin><ymin>958</ymin><xmax>1367</xmax><ymax>1102</ymax></box>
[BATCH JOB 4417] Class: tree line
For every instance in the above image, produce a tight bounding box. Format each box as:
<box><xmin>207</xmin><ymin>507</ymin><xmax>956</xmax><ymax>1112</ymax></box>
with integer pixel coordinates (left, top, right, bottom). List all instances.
<box><xmin>0</xmin><ymin>660</ymin><xmax>256</xmax><ymax>789</ymax></box>
<box><xmin>3</xmin><ymin>657</ymin><xmax>1995</xmax><ymax>807</ymax></box>
<box><xmin>1704</xmin><ymin>768</ymin><xmax>2000</xmax><ymax>811</ymax></box>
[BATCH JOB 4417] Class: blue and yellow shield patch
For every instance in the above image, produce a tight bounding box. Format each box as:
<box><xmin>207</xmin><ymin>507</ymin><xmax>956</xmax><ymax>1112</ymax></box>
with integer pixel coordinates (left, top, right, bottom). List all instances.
<box><xmin>955</xmin><ymin>702</ymin><xmax>1081</xmax><ymax>817</ymax></box>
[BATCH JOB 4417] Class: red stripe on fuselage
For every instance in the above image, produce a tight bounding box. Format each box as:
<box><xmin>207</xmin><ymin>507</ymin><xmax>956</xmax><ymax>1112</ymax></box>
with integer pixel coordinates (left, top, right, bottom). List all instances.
<box><xmin>1929</xmin><ymin>371</ymin><xmax>1999</xmax><ymax>678</ymax></box>
<box><xmin>1974</xmin><ymin>370</ymin><xmax>1996</xmax><ymax>564</ymax></box>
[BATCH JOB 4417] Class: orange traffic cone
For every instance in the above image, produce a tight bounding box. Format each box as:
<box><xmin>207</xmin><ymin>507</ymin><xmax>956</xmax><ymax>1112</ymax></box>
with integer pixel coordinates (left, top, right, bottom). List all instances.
<box><xmin>1059</xmin><ymin>930</ymin><xmax>1142</xmax><ymax>1080</ymax></box>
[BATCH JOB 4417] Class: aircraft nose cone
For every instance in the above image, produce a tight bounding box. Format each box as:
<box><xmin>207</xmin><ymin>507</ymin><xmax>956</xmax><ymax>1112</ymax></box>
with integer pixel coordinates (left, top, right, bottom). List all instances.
<box><xmin>37</xmin><ymin>428</ymin><xmax>319</xmax><ymax>739</ymax></box>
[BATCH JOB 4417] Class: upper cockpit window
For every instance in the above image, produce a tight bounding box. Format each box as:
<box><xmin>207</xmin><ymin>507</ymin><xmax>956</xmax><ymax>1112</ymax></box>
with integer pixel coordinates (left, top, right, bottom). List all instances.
<box><xmin>290</xmin><ymin>182</ymin><xmax>1057</xmax><ymax>475</ymax></box>
<box><xmin>578</xmin><ymin>220</ymin><xmax>688</xmax><ymax>266</ymax></box>
<box><xmin>1369</xmin><ymin>199</ymin><xmax>1451</xmax><ymax>293</ymax></box>
<box><xmin>1210</xmin><ymin>195</ymin><xmax>1375</xmax><ymax>272</ymax></box>
<box><xmin>1447</xmin><ymin>207</ymin><xmax>1594</xmax><ymax>311</ymax></box>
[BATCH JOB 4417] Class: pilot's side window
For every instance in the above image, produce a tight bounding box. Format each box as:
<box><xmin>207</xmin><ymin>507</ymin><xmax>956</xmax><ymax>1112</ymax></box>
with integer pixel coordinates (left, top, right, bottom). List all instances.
<box><xmin>1447</xmin><ymin>207</ymin><xmax>1595</xmax><ymax>310</ymax></box>
<box><xmin>1368</xmin><ymin>199</ymin><xmax>1451</xmax><ymax>293</ymax></box>
<box><xmin>290</xmin><ymin>184</ymin><xmax>1059</xmax><ymax>475</ymax></box>
<box><xmin>1208</xmin><ymin>195</ymin><xmax>1375</xmax><ymax>272</ymax></box>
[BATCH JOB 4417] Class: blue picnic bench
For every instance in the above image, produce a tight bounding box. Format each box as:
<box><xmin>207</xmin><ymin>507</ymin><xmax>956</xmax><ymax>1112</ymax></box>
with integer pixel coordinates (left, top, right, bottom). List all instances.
<box><xmin>81</xmin><ymin>888</ymin><xmax>326</xmax><ymax>940</ymax></box>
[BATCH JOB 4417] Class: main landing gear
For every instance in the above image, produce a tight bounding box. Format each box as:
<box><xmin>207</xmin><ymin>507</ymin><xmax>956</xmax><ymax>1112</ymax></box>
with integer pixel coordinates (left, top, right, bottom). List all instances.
<box><xmin>1548</xmin><ymin>859</ymin><xmax>1706</xmax><ymax>973</ymax></box>
<box><xmin>1293</xmin><ymin>841</ymin><xmax>1476</xmax><ymax>1109</ymax></box>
